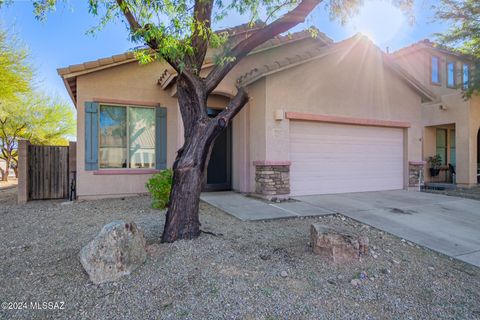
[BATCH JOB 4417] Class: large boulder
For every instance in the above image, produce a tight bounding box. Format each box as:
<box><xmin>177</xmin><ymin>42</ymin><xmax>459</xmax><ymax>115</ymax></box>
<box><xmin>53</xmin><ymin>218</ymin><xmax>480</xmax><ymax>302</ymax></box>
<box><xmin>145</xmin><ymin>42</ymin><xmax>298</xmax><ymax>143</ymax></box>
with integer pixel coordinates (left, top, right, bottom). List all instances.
<box><xmin>310</xmin><ymin>224</ymin><xmax>369</xmax><ymax>263</ymax></box>
<box><xmin>80</xmin><ymin>221</ymin><xmax>147</xmax><ymax>284</ymax></box>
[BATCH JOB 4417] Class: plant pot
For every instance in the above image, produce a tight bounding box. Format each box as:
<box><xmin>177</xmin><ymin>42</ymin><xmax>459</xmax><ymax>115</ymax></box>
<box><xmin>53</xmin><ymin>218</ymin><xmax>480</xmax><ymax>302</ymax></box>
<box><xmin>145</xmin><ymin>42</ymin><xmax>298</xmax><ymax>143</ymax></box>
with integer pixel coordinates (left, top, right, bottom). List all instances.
<box><xmin>429</xmin><ymin>168</ymin><xmax>440</xmax><ymax>177</ymax></box>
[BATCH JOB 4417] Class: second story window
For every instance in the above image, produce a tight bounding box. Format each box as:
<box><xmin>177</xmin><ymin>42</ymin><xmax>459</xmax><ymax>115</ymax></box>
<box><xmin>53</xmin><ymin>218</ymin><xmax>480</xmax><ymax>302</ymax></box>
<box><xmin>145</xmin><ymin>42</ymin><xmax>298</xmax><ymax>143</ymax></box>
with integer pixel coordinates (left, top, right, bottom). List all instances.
<box><xmin>463</xmin><ymin>63</ymin><xmax>469</xmax><ymax>89</ymax></box>
<box><xmin>431</xmin><ymin>55</ymin><xmax>440</xmax><ymax>85</ymax></box>
<box><xmin>447</xmin><ymin>61</ymin><xmax>456</xmax><ymax>88</ymax></box>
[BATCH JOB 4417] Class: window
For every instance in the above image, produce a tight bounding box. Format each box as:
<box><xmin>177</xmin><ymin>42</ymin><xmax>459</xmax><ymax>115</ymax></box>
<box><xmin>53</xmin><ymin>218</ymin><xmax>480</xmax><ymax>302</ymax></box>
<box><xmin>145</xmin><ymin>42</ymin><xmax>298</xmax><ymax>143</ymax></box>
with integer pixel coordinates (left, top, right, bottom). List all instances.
<box><xmin>447</xmin><ymin>61</ymin><xmax>456</xmax><ymax>88</ymax></box>
<box><xmin>99</xmin><ymin>105</ymin><xmax>155</xmax><ymax>169</ymax></box>
<box><xmin>450</xmin><ymin>129</ymin><xmax>456</xmax><ymax>167</ymax></box>
<box><xmin>431</xmin><ymin>55</ymin><xmax>440</xmax><ymax>84</ymax></box>
<box><xmin>463</xmin><ymin>64</ymin><xmax>469</xmax><ymax>90</ymax></box>
<box><xmin>436</xmin><ymin>128</ymin><xmax>447</xmax><ymax>165</ymax></box>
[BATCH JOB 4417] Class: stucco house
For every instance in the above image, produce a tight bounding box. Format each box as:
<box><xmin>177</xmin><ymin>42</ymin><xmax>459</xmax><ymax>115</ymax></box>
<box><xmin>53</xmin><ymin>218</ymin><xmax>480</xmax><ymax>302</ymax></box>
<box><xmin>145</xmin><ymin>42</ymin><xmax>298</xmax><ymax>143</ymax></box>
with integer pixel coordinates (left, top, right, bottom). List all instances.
<box><xmin>57</xmin><ymin>25</ymin><xmax>478</xmax><ymax>200</ymax></box>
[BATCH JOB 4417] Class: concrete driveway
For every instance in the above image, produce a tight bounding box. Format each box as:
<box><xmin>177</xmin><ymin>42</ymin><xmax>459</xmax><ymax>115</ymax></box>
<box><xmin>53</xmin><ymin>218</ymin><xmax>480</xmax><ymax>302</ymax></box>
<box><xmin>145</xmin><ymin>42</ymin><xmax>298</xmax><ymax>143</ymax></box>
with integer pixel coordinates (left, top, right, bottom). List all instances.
<box><xmin>295</xmin><ymin>190</ymin><xmax>480</xmax><ymax>267</ymax></box>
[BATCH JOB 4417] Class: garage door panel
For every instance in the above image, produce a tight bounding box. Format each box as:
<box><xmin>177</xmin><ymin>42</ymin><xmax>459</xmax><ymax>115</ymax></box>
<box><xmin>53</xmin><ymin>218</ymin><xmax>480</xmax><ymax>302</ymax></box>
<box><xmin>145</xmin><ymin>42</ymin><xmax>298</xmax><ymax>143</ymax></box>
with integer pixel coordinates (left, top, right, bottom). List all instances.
<box><xmin>289</xmin><ymin>121</ymin><xmax>404</xmax><ymax>196</ymax></box>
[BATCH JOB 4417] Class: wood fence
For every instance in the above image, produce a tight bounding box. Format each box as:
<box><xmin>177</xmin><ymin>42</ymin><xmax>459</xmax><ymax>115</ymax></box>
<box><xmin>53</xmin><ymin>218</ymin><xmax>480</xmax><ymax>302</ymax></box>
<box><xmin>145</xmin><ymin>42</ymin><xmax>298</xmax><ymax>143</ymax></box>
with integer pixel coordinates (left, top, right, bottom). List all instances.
<box><xmin>28</xmin><ymin>145</ymin><xmax>69</xmax><ymax>200</ymax></box>
<box><xmin>18</xmin><ymin>140</ymin><xmax>76</xmax><ymax>204</ymax></box>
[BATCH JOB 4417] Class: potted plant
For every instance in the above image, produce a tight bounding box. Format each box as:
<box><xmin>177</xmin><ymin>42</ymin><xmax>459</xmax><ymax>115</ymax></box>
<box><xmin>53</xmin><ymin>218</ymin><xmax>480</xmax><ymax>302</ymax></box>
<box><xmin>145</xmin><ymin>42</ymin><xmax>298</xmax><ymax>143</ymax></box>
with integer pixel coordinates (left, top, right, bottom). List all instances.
<box><xmin>427</xmin><ymin>154</ymin><xmax>442</xmax><ymax>177</ymax></box>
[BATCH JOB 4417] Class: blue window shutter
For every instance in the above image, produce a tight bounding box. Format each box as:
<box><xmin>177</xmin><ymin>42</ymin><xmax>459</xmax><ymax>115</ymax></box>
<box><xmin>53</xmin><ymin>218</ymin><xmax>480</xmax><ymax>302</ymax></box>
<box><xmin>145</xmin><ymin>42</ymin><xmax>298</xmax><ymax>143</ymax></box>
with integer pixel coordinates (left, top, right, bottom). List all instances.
<box><xmin>155</xmin><ymin>107</ymin><xmax>167</xmax><ymax>169</ymax></box>
<box><xmin>85</xmin><ymin>102</ymin><xmax>99</xmax><ymax>171</ymax></box>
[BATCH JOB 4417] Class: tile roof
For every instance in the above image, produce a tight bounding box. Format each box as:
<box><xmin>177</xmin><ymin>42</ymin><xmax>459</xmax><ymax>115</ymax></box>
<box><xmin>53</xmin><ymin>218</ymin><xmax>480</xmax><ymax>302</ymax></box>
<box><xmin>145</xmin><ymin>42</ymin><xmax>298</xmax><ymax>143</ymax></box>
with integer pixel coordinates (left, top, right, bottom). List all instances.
<box><xmin>392</xmin><ymin>39</ymin><xmax>474</xmax><ymax>61</ymax></box>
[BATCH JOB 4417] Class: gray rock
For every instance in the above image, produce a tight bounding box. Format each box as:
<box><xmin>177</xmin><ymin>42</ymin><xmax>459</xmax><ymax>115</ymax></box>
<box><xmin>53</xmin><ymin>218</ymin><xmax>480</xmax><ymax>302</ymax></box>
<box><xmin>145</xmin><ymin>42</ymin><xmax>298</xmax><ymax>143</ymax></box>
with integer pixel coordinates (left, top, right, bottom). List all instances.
<box><xmin>280</xmin><ymin>271</ymin><xmax>288</xmax><ymax>278</ymax></box>
<box><xmin>80</xmin><ymin>221</ymin><xmax>147</xmax><ymax>284</ymax></box>
<box><xmin>350</xmin><ymin>279</ymin><xmax>361</xmax><ymax>286</ymax></box>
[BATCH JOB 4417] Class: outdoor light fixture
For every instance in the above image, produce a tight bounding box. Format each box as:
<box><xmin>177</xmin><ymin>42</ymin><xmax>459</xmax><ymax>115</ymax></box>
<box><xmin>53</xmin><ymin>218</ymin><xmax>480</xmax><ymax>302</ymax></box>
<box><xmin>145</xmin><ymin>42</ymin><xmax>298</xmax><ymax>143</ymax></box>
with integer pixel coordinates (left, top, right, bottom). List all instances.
<box><xmin>274</xmin><ymin>109</ymin><xmax>285</xmax><ymax>120</ymax></box>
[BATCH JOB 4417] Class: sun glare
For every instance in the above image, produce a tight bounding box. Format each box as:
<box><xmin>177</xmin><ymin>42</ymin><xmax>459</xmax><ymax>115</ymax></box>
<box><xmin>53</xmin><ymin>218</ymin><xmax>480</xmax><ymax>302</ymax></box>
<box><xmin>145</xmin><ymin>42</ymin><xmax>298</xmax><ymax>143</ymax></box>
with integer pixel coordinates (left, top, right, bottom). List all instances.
<box><xmin>346</xmin><ymin>1</ymin><xmax>406</xmax><ymax>47</ymax></box>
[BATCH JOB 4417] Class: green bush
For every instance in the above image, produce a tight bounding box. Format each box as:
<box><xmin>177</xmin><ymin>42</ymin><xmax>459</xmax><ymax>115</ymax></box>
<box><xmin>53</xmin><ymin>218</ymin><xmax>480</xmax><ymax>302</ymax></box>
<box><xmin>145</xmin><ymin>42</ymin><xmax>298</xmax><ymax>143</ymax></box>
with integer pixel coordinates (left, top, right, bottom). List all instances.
<box><xmin>145</xmin><ymin>169</ymin><xmax>173</xmax><ymax>209</ymax></box>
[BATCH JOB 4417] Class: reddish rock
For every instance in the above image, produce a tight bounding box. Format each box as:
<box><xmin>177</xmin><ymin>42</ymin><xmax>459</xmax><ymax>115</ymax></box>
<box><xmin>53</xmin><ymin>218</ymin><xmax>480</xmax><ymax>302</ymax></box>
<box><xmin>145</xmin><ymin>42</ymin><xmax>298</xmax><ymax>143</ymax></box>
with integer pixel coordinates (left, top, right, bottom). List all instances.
<box><xmin>310</xmin><ymin>224</ymin><xmax>369</xmax><ymax>263</ymax></box>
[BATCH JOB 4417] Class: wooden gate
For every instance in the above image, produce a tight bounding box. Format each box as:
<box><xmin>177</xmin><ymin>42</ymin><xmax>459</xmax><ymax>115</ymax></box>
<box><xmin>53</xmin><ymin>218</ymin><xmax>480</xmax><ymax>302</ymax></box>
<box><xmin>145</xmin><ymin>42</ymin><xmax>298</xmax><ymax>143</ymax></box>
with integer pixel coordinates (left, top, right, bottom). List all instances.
<box><xmin>28</xmin><ymin>145</ymin><xmax>69</xmax><ymax>200</ymax></box>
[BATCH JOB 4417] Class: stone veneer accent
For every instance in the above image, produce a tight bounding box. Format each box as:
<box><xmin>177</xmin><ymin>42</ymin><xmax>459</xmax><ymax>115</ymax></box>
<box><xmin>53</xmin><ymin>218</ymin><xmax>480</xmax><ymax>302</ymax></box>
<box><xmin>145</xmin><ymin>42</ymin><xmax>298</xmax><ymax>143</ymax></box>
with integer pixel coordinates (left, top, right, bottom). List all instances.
<box><xmin>253</xmin><ymin>161</ymin><xmax>290</xmax><ymax>196</ymax></box>
<box><xmin>408</xmin><ymin>161</ymin><xmax>425</xmax><ymax>188</ymax></box>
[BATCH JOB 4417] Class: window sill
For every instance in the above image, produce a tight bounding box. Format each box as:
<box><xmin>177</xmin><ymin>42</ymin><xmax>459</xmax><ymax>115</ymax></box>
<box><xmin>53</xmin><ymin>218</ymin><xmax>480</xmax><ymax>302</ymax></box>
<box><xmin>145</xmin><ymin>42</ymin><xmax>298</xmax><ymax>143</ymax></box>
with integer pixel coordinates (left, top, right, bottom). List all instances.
<box><xmin>93</xmin><ymin>169</ymin><xmax>160</xmax><ymax>175</ymax></box>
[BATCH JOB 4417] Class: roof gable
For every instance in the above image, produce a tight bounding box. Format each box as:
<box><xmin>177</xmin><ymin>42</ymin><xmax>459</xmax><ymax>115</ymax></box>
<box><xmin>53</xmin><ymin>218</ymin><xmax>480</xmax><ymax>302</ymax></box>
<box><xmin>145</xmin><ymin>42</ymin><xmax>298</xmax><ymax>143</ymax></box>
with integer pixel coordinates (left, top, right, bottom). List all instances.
<box><xmin>236</xmin><ymin>34</ymin><xmax>437</xmax><ymax>103</ymax></box>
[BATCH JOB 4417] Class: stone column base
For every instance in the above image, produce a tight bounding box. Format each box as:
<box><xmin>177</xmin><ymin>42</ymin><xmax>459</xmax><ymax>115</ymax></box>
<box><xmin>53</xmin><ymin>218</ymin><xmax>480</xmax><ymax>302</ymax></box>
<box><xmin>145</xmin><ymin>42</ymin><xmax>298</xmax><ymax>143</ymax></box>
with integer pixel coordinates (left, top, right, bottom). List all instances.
<box><xmin>409</xmin><ymin>161</ymin><xmax>425</xmax><ymax>189</ymax></box>
<box><xmin>253</xmin><ymin>160</ymin><xmax>290</xmax><ymax>200</ymax></box>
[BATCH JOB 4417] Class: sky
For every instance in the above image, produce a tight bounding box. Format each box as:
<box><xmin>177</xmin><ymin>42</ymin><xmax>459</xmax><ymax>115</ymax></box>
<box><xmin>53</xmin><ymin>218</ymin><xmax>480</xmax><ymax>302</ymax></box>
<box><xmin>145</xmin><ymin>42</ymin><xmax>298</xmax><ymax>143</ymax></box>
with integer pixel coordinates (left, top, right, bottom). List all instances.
<box><xmin>0</xmin><ymin>0</ymin><xmax>448</xmax><ymax>107</ymax></box>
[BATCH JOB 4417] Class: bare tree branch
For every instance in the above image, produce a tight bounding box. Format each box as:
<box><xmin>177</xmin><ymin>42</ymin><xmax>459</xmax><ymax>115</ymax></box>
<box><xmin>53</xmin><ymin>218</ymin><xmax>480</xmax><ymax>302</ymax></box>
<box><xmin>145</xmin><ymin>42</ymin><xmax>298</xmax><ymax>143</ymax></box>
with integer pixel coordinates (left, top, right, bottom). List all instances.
<box><xmin>205</xmin><ymin>0</ymin><xmax>322</xmax><ymax>94</ymax></box>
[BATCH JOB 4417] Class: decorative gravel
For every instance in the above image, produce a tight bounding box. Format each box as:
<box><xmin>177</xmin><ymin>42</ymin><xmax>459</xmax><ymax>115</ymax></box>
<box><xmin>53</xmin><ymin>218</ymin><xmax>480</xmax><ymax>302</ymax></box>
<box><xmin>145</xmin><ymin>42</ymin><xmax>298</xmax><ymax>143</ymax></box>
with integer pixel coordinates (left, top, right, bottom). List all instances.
<box><xmin>0</xmin><ymin>188</ymin><xmax>479</xmax><ymax>320</ymax></box>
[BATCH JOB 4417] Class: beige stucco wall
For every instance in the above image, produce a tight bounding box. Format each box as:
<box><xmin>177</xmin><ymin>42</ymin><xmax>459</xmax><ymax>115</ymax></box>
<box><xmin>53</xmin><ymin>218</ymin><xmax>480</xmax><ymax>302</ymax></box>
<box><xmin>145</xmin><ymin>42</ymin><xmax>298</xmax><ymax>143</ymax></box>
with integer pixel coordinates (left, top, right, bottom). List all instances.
<box><xmin>469</xmin><ymin>96</ymin><xmax>480</xmax><ymax>184</ymax></box>
<box><xmin>75</xmin><ymin>38</ymin><xmax>326</xmax><ymax>198</ymax></box>
<box><xmin>394</xmin><ymin>46</ymin><xmax>479</xmax><ymax>185</ymax></box>
<box><xmin>76</xmin><ymin>61</ymin><xmax>180</xmax><ymax>199</ymax></box>
<box><xmin>260</xmin><ymin>37</ymin><xmax>424</xmax><ymax>189</ymax></box>
<box><xmin>393</xmin><ymin>47</ymin><xmax>469</xmax><ymax>97</ymax></box>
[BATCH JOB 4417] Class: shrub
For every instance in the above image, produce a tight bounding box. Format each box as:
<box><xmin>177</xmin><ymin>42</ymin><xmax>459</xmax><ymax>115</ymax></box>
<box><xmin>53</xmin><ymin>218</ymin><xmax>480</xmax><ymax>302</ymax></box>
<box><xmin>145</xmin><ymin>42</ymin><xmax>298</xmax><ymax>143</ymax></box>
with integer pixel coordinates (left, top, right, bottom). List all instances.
<box><xmin>427</xmin><ymin>154</ymin><xmax>443</xmax><ymax>169</ymax></box>
<box><xmin>145</xmin><ymin>169</ymin><xmax>173</xmax><ymax>209</ymax></box>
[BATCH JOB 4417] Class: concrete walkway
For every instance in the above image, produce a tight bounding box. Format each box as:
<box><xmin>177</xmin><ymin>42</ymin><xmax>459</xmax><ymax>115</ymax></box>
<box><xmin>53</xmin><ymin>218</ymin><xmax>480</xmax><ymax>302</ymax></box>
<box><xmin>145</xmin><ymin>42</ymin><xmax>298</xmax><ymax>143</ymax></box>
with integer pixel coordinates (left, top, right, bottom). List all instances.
<box><xmin>200</xmin><ymin>192</ymin><xmax>333</xmax><ymax>221</ymax></box>
<box><xmin>201</xmin><ymin>190</ymin><xmax>480</xmax><ymax>268</ymax></box>
<box><xmin>295</xmin><ymin>190</ymin><xmax>480</xmax><ymax>268</ymax></box>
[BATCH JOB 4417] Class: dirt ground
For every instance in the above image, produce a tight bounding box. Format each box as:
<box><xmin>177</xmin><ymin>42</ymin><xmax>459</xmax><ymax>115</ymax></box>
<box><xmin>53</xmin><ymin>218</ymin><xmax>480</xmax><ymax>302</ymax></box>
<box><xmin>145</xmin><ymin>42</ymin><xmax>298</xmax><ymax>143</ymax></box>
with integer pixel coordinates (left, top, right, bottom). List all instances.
<box><xmin>0</xmin><ymin>177</ymin><xmax>18</xmax><ymax>190</ymax></box>
<box><xmin>0</xmin><ymin>188</ymin><xmax>479</xmax><ymax>320</ymax></box>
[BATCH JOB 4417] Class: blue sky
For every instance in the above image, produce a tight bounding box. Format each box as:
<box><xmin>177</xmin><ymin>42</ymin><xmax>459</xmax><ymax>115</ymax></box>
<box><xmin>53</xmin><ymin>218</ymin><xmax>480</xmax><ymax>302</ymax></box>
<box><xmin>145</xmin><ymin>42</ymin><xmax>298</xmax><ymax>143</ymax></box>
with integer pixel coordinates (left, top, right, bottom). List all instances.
<box><xmin>0</xmin><ymin>0</ymin><xmax>447</xmax><ymax>107</ymax></box>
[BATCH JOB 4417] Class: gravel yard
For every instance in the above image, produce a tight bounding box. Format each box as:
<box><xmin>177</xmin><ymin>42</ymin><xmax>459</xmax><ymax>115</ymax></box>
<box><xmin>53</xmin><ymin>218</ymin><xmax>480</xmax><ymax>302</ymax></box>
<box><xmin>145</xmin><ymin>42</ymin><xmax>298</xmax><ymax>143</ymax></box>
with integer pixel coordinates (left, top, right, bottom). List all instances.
<box><xmin>1</xmin><ymin>188</ymin><xmax>479</xmax><ymax>320</ymax></box>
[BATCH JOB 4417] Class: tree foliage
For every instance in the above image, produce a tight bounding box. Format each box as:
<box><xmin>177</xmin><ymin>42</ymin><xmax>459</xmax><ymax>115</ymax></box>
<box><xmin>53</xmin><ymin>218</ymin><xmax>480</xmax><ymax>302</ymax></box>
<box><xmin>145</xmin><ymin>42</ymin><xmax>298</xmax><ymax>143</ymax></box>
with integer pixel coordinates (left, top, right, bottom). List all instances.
<box><xmin>0</xmin><ymin>28</ymin><xmax>75</xmax><ymax>181</ymax></box>
<box><xmin>0</xmin><ymin>29</ymin><xmax>32</xmax><ymax>101</ymax></box>
<box><xmin>0</xmin><ymin>93</ymin><xmax>75</xmax><ymax>180</ymax></box>
<box><xmin>435</xmin><ymin>0</ymin><xmax>480</xmax><ymax>96</ymax></box>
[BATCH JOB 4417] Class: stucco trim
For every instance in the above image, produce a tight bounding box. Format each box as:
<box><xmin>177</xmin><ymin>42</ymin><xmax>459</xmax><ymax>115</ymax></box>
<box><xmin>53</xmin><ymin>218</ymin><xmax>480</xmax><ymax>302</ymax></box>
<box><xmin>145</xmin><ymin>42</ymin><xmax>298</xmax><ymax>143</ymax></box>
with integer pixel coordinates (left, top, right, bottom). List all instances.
<box><xmin>92</xmin><ymin>98</ymin><xmax>160</xmax><ymax>107</ymax></box>
<box><xmin>253</xmin><ymin>160</ymin><xmax>291</xmax><ymax>166</ymax></box>
<box><xmin>93</xmin><ymin>169</ymin><xmax>160</xmax><ymax>175</ymax></box>
<box><xmin>285</xmin><ymin>112</ymin><xmax>411</xmax><ymax>128</ymax></box>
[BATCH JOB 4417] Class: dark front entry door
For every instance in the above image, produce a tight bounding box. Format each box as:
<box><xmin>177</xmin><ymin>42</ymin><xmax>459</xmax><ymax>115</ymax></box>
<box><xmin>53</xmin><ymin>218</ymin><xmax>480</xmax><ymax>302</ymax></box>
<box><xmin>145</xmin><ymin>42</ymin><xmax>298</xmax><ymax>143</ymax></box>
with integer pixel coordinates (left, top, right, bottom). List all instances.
<box><xmin>203</xmin><ymin>108</ymin><xmax>232</xmax><ymax>191</ymax></box>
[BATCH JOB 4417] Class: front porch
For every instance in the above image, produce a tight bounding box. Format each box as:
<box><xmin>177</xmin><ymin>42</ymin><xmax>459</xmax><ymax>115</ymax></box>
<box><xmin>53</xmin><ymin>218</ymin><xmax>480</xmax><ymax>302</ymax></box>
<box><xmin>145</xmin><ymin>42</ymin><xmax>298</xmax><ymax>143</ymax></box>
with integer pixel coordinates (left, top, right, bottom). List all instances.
<box><xmin>423</xmin><ymin>123</ymin><xmax>479</xmax><ymax>186</ymax></box>
<box><xmin>424</xmin><ymin>124</ymin><xmax>456</xmax><ymax>184</ymax></box>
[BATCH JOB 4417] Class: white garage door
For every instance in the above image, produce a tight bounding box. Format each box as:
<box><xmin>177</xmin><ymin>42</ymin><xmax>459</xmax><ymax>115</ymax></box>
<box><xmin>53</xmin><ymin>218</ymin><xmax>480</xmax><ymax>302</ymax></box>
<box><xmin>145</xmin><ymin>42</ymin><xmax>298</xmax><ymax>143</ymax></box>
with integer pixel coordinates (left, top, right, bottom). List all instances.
<box><xmin>290</xmin><ymin>121</ymin><xmax>404</xmax><ymax>196</ymax></box>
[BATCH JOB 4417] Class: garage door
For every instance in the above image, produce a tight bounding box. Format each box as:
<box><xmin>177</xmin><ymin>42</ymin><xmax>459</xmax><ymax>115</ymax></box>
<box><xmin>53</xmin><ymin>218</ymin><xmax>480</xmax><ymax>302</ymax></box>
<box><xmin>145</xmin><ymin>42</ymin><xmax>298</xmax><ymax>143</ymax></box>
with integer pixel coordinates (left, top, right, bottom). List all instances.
<box><xmin>290</xmin><ymin>121</ymin><xmax>404</xmax><ymax>196</ymax></box>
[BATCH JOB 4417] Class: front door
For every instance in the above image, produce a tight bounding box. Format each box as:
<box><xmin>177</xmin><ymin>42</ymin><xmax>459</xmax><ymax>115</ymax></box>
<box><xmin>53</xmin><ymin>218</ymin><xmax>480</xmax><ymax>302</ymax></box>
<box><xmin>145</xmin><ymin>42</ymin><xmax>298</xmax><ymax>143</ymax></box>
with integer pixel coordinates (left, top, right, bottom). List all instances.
<box><xmin>203</xmin><ymin>108</ymin><xmax>232</xmax><ymax>191</ymax></box>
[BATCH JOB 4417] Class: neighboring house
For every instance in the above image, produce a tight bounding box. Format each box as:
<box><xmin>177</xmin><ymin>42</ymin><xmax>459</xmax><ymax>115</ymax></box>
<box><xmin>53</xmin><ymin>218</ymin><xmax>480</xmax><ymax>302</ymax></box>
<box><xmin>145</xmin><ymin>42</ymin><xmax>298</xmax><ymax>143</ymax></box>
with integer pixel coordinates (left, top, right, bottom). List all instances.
<box><xmin>58</xmin><ymin>25</ymin><xmax>475</xmax><ymax>200</ymax></box>
<box><xmin>392</xmin><ymin>40</ymin><xmax>480</xmax><ymax>186</ymax></box>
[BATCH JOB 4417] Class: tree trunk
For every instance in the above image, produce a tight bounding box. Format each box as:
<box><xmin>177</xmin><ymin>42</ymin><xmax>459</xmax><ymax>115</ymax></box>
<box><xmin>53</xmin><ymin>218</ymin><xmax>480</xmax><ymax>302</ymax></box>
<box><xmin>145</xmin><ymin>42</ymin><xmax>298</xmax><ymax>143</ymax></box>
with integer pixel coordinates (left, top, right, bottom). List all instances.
<box><xmin>162</xmin><ymin>125</ymin><xmax>219</xmax><ymax>242</ymax></box>
<box><xmin>161</xmin><ymin>154</ymin><xmax>204</xmax><ymax>242</ymax></box>
<box><xmin>1</xmin><ymin>159</ymin><xmax>10</xmax><ymax>182</ymax></box>
<box><xmin>161</xmin><ymin>77</ymin><xmax>218</xmax><ymax>242</ymax></box>
<box><xmin>160</xmin><ymin>72</ymin><xmax>248</xmax><ymax>242</ymax></box>
<box><xmin>0</xmin><ymin>168</ymin><xmax>5</xmax><ymax>182</ymax></box>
